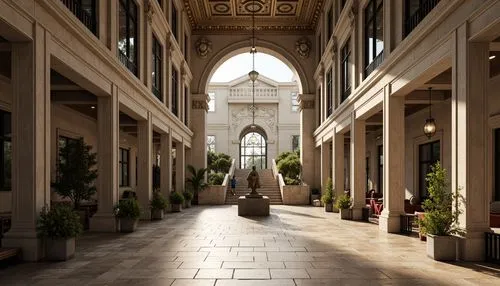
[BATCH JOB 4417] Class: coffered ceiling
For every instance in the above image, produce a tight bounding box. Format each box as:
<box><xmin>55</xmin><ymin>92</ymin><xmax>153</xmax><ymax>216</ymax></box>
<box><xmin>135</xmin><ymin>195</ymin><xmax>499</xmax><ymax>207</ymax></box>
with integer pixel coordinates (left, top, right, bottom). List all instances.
<box><xmin>184</xmin><ymin>0</ymin><xmax>323</xmax><ymax>33</ymax></box>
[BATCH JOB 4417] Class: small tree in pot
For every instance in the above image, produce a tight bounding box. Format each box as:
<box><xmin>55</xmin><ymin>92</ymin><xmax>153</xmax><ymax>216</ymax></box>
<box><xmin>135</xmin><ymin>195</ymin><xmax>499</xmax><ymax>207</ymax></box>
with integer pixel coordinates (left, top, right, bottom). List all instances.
<box><xmin>418</xmin><ymin>162</ymin><xmax>460</xmax><ymax>261</ymax></box>
<box><xmin>37</xmin><ymin>204</ymin><xmax>83</xmax><ymax>261</ymax></box>
<box><xmin>335</xmin><ymin>194</ymin><xmax>352</xmax><ymax>220</ymax></box>
<box><xmin>183</xmin><ymin>190</ymin><xmax>193</xmax><ymax>208</ymax></box>
<box><xmin>114</xmin><ymin>199</ymin><xmax>141</xmax><ymax>232</ymax></box>
<box><xmin>321</xmin><ymin>178</ymin><xmax>335</xmax><ymax>212</ymax></box>
<box><xmin>150</xmin><ymin>191</ymin><xmax>168</xmax><ymax>220</ymax></box>
<box><xmin>186</xmin><ymin>165</ymin><xmax>208</xmax><ymax>204</ymax></box>
<box><xmin>169</xmin><ymin>192</ymin><xmax>185</xmax><ymax>212</ymax></box>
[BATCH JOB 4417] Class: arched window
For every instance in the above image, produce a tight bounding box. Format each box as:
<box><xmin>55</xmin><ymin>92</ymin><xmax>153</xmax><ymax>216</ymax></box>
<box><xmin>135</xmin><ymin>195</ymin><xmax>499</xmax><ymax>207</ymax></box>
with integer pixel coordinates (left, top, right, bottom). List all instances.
<box><xmin>240</xmin><ymin>131</ymin><xmax>267</xmax><ymax>169</ymax></box>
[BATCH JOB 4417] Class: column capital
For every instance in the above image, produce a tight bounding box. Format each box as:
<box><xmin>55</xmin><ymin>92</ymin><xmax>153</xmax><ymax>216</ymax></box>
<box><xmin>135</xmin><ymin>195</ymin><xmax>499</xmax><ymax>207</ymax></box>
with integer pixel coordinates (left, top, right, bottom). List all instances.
<box><xmin>192</xmin><ymin>93</ymin><xmax>209</xmax><ymax>111</ymax></box>
<box><xmin>298</xmin><ymin>94</ymin><xmax>315</xmax><ymax>110</ymax></box>
<box><xmin>144</xmin><ymin>0</ymin><xmax>154</xmax><ymax>24</ymax></box>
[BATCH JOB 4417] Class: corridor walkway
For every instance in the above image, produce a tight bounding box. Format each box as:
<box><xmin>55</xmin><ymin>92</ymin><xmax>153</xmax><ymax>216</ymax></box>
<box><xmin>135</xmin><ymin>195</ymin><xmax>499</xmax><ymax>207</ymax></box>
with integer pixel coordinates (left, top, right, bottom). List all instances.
<box><xmin>0</xmin><ymin>205</ymin><xmax>499</xmax><ymax>285</ymax></box>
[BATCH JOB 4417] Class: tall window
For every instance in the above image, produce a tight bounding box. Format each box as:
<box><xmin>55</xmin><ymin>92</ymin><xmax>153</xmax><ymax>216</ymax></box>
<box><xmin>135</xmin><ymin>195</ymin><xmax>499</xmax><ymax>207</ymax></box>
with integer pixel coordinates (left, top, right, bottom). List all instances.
<box><xmin>404</xmin><ymin>0</ymin><xmax>440</xmax><ymax>37</ymax></box>
<box><xmin>327</xmin><ymin>8</ymin><xmax>333</xmax><ymax>41</ymax></box>
<box><xmin>119</xmin><ymin>148</ymin><xmax>130</xmax><ymax>187</ymax></box>
<box><xmin>208</xmin><ymin>92</ymin><xmax>215</xmax><ymax>112</ymax></box>
<box><xmin>240</xmin><ymin>132</ymin><xmax>267</xmax><ymax>169</ymax></box>
<box><xmin>118</xmin><ymin>0</ymin><xmax>138</xmax><ymax>76</ymax></box>
<box><xmin>184</xmin><ymin>34</ymin><xmax>188</xmax><ymax>60</ymax></box>
<box><xmin>152</xmin><ymin>34</ymin><xmax>162</xmax><ymax>101</ymax></box>
<box><xmin>291</xmin><ymin>92</ymin><xmax>299</xmax><ymax>112</ymax></box>
<box><xmin>58</xmin><ymin>135</ymin><xmax>79</xmax><ymax>166</ymax></box>
<box><xmin>341</xmin><ymin>38</ymin><xmax>351</xmax><ymax>103</ymax></box>
<box><xmin>184</xmin><ymin>86</ymin><xmax>189</xmax><ymax>126</ymax></box>
<box><xmin>207</xmin><ymin>135</ymin><xmax>216</xmax><ymax>152</ymax></box>
<box><xmin>60</xmin><ymin>0</ymin><xmax>98</xmax><ymax>35</ymax></box>
<box><xmin>171</xmin><ymin>1</ymin><xmax>178</xmax><ymax>41</ymax></box>
<box><xmin>326</xmin><ymin>68</ymin><xmax>333</xmax><ymax>116</ymax></box>
<box><xmin>364</xmin><ymin>0</ymin><xmax>384</xmax><ymax>78</ymax></box>
<box><xmin>418</xmin><ymin>140</ymin><xmax>440</xmax><ymax>198</ymax></box>
<box><xmin>0</xmin><ymin>111</ymin><xmax>11</xmax><ymax>192</ymax></box>
<box><xmin>378</xmin><ymin>145</ymin><xmax>383</xmax><ymax>193</ymax></box>
<box><xmin>494</xmin><ymin>129</ymin><xmax>500</xmax><ymax>201</ymax></box>
<box><xmin>292</xmin><ymin>135</ymin><xmax>300</xmax><ymax>152</ymax></box>
<box><xmin>171</xmin><ymin>67</ymin><xmax>178</xmax><ymax>116</ymax></box>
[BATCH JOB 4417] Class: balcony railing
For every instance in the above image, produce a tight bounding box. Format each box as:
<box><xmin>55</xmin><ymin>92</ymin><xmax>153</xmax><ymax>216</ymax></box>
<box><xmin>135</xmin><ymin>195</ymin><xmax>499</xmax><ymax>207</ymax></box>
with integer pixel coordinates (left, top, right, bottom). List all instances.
<box><xmin>364</xmin><ymin>51</ymin><xmax>384</xmax><ymax>78</ymax></box>
<box><xmin>118</xmin><ymin>51</ymin><xmax>138</xmax><ymax>76</ymax></box>
<box><xmin>485</xmin><ymin>232</ymin><xmax>500</xmax><ymax>264</ymax></box>
<box><xmin>341</xmin><ymin>86</ymin><xmax>351</xmax><ymax>103</ymax></box>
<box><xmin>152</xmin><ymin>86</ymin><xmax>162</xmax><ymax>102</ymax></box>
<box><xmin>229</xmin><ymin>87</ymin><xmax>278</xmax><ymax>99</ymax></box>
<box><xmin>60</xmin><ymin>0</ymin><xmax>97</xmax><ymax>36</ymax></box>
<box><xmin>404</xmin><ymin>0</ymin><xmax>440</xmax><ymax>37</ymax></box>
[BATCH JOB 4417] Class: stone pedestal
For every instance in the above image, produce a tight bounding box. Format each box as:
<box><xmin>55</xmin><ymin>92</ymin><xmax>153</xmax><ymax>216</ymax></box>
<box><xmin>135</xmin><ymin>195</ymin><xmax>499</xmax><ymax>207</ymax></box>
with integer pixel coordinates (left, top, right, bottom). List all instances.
<box><xmin>238</xmin><ymin>196</ymin><xmax>270</xmax><ymax>216</ymax></box>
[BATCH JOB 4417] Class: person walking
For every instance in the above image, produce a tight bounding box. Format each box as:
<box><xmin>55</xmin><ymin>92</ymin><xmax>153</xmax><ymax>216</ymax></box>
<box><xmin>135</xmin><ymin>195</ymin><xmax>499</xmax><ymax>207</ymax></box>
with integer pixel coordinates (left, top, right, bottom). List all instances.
<box><xmin>231</xmin><ymin>175</ymin><xmax>237</xmax><ymax>196</ymax></box>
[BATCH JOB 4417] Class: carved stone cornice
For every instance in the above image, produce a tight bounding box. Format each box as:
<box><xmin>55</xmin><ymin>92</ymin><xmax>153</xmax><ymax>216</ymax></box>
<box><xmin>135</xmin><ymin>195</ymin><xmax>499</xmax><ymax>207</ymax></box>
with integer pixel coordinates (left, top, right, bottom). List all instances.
<box><xmin>192</xmin><ymin>94</ymin><xmax>209</xmax><ymax>111</ymax></box>
<box><xmin>298</xmin><ymin>94</ymin><xmax>315</xmax><ymax>110</ymax></box>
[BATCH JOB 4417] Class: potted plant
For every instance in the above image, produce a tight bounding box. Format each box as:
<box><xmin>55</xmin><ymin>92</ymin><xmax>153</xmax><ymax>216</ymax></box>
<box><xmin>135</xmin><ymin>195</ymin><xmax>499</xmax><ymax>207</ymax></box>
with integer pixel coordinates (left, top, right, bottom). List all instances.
<box><xmin>321</xmin><ymin>178</ymin><xmax>334</xmax><ymax>212</ymax></box>
<box><xmin>183</xmin><ymin>190</ymin><xmax>193</xmax><ymax>208</ymax></box>
<box><xmin>150</xmin><ymin>191</ymin><xmax>168</xmax><ymax>220</ymax></box>
<box><xmin>186</xmin><ymin>165</ymin><xmax>208</xmax><ymax>204</ymax></box>
<box><xmin>52</xmin><ymin>138</ymin><xmax>98</xmax><ymax>230</ymax></box>
<box><xmin>169</xmin><ymin>192</ymin><xmax>185</xmax><ymax>212</ymax></box>
<box><xmin>335</xmin><ymin>194</ymin><xmax>352</xmax><ymax>220</ymax></box>
<box><xmin>114</xmin><ymin>199</ymin><xmax>141</xmax><ymax>233</ymax></box>
<box><xmin>37</xmin><ymin>204</ymin><xmax>83</xmax><ymax>261</ymax></box>
<box><xmin>418</xmin><ymin>162</ymin><xmax>459</xmax><ymax>261</ymax></box>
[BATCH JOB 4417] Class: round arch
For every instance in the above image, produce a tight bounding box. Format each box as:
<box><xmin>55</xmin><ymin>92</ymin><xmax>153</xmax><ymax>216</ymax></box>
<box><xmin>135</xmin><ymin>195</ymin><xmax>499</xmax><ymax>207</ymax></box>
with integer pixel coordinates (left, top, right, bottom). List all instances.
<box><xmin>239</xmin><ymin>125</ymin><xmax>267</xmax><ymax>141</ymax></box>
<box><xmin>239</xmin><ymin>125</ymin><xmax>268</xmax><ymax>169</ymax></box>
<box><xmin>197</xmin><ymin>39</ymin><xmax>309</xmax><ymax>94</ymax></box>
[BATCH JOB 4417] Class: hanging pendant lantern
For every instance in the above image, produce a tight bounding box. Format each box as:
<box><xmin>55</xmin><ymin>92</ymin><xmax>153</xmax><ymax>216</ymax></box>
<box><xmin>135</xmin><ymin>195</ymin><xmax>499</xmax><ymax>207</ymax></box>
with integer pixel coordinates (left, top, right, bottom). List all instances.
<box><xmin>423</xmin><ymin>87</ymin><xmax>436</xmax><ymax>138</ymax></box>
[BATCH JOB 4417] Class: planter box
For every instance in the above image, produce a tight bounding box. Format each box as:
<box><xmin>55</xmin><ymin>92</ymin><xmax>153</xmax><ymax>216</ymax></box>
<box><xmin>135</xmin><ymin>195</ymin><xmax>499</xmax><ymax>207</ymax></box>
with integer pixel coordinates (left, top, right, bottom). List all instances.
<box><xmin>324</xmin><ymin>203</ymin><xmax>333</xmax><ymax>212</ymax></box>
<box><xmin>46</xmin><ymin>237</ymin><xmax>75</xmax><ymax>261</ymax></box>
<box><xmin>427</xmin><ymin>234</ymin><xmax>457</xmax><ymax>261</ymax></box>
<box><xmin>151</xmin><ymin>209</ymin><xmax>164</xmax><ymax>220</ymax></box>
<box><xmin>184</xmin><ymin>200</ymin><xmax>192</xmax><ymax>208</ymax></box>
<box><xmin>340</xmin><ymin>209</ymin><xmax>351</xmax><ymax>220</ymax></box>
<box><xmin>282</xmin><ymin>185</ymin><xmax>310</xmax><ymax>205</ymax></box>
<box><xmin>198</xmin><ymin>185</ymin><xmax>226</xmax><ymax>205</ymax></box>
<box><xmin>120</xmin><ymin>218</ymin><xmax>138</xmax><ymax>233</ymax></box>
<box><xmin>171</xmin><ymin>204</ymin><xmax>182</xmax><ymax>212</ymax></box>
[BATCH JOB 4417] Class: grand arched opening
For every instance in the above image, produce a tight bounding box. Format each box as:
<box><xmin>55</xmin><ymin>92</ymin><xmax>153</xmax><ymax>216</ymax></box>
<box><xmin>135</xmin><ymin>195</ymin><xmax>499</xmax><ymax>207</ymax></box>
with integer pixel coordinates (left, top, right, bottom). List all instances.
<box><xmin>239</xmin><ymin>126</ymin><xmax>267</xmax><ymax>169</ymax></box>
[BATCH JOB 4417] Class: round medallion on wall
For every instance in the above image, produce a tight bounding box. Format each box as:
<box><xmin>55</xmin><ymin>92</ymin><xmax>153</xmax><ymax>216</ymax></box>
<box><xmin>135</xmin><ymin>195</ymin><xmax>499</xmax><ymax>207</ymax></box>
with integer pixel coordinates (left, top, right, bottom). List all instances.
<box><xmin>244</xmin><ymin>2</ymin><xmax>263</xmax><ymax>13</ymax></box>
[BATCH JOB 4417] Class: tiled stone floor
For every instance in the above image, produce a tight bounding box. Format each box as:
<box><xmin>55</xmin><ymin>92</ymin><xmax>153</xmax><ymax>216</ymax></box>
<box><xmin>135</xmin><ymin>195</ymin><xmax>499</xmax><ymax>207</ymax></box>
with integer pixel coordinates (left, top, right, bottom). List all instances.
<box><xmin>1</xmin><ymin>205</ymin><xmax>500</xmax><ymax>285</ymax></box>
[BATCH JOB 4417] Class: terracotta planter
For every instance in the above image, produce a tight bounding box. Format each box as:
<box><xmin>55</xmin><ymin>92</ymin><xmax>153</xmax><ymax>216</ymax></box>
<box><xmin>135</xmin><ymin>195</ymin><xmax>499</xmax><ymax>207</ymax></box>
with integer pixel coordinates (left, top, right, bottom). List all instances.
<box><xmin>46</xmin><ymin>237</ymin><xmax>75</xmax><ymax>261</ymax></box>
<box><xmin>120</xmin><ymin>218</ymin><xmax>138</xmax><ymax>233</ymax></box>
<box><xmin>184</xmin><ymin>200</ymin><xmax>192</xmax><ymax>208</ymax></box>
<box><xmin>324</xmin><ymin>203</ymin><xmax>333</xmax><ymax>212</ymax></box>
<box><xmin>427</xmin><ymin>234</ymin><xmax>457</xmax><ymax>261</ymax></box>
<box><xmin>340</xmin><ymin>209</ymin><xmax>351</xmax><ymax>220</ymax></box>
<box><xmin>171</xmin><ymin>204</ymin><xmax>182</xmax><ymax>212</ymax></box>
<box><xmin>151</xmin><ymin>209</ymin><xmax>164</xmax><ymax>220</ymax></box>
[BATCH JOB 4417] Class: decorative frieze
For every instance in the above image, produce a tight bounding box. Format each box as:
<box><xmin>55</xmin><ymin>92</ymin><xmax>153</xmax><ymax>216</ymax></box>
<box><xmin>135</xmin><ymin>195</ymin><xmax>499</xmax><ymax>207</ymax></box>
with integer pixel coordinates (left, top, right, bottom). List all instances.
<box><xmin>192</xmin><ymin>100</ymin><xmax>208</xmax><ymax>111</ymax></box>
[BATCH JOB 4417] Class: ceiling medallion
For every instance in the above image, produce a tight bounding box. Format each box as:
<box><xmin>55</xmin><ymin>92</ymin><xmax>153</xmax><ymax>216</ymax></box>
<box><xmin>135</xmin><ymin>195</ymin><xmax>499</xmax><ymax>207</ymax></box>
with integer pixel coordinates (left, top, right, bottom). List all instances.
<box><xmin>195</xmin><ymin>37</ymin><xmax>212</xmax><ymax>58</ymax></box>
<box><xmin>295</xmin><ymin>38</ymin><xmax>311</xmax><ymax>59</ymax></box>
<box><xmin>213</xmin><ymin>3</ymin><xmax>231</xmax><ymax>14</ymax></box>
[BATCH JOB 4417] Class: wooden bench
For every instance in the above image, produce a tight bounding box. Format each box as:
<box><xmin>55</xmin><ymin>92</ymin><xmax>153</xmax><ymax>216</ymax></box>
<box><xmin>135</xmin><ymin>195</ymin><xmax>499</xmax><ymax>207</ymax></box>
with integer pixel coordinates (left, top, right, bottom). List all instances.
<box><xmin>0</xmin><ymin>248</ymin><xmax>20</xmax><ymax>261</ymax></box>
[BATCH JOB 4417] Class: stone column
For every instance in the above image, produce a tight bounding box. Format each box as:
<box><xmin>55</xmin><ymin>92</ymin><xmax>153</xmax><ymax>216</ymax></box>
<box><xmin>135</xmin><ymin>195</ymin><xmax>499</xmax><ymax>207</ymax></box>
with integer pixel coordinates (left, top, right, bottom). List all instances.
<box><xmin>144</xmin><ymin>5</ymin><xmax>153</xmax><ymax>89</ymax></box>
<box><xmin>332</xmin><ymin>131</ymin><xmax>344</xmax><ymax>202</ymax></box>
<box><xmin>137</xmin><ymin>112</ymin><xmax>153</xmax><ymax>219</ymax></box>
<box><xmin>160</xmin><ymin>132</ymin><xmax>172</xmax><ymax>198</ymax></box>
<box><xmin>175</xmin><ymin>140</ymin><xmax>185</xmax><ymax>192</ymax></box>
<box><xmin>299</xmin><ymin>94</ymin><xmax>316</xmax><ymax>186</ymax></box>
<box><xmin>321</xmin><ymin>140</ymin><xmax>331</xmax><ymax>190</ymax></box>
<box><xmin>350</xmin><ymin>113</ymin><xmax>366</xmax><ymax>220</ymax></box>
<box><xmin>379</xmin><ymin>86</ymin><xmax>405</xmax><ymax>233</ymax></box>
<box><xmin>452</xmin><ymin>24</ymin><xmax>489</xmax><ymax>261</ymax></box>
<box><xmin>3</xmin><ymin>25</ymin><xmax>51</xmax><ymax>261</ymax></box>
<box><xmin>90</xmin><ymin>86</ymin><xmax>119</xmax><ymax>232</ymax></box>
<box><xmin>190</xmin><ymin>94</ymin><xmax>208</xmax><ymax>170</ymax></box>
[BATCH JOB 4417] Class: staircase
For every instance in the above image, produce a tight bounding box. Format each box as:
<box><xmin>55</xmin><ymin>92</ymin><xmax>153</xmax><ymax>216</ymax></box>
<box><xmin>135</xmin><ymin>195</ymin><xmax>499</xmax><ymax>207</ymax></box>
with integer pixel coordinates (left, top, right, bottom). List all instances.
<box><xmin>225</xmin><ymin>169</ymin><xmax>283</xmax><ymax>204</ymax></box>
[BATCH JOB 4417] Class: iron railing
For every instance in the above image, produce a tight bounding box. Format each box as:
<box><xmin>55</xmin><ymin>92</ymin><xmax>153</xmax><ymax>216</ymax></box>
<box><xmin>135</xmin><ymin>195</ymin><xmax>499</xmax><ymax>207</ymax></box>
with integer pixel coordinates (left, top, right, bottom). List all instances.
<box><xmin>365</xmin><ymin>51</ymin><xmax>384</xmax><ymax>78</ymax></box>
<box><xmin>404</xmin><ymin>0</ymin><xmax>440</xmax><ymax>37</ymax></box>
<box><xmin>485</xmin><ymin>232</ymin><xmax>500</xmax><ymax>263</ymax></box>
<box><xmin>60</xmin><ymin>0</ymin><xmax>97</xmax><ymax>36</ymax></box>
<box><xmin>118</xmin><ymin>50</ymin><xmax>138</xmax><ymax>76</ymax></box>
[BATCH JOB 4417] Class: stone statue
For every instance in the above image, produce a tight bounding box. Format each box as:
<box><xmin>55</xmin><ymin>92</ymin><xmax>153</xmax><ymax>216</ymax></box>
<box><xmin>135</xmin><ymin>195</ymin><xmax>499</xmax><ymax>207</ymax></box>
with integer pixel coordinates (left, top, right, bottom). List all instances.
<box><xmin>246</xmin><ymin>166</ymin><xmax>261</xmax><ymax>196</ymax></box>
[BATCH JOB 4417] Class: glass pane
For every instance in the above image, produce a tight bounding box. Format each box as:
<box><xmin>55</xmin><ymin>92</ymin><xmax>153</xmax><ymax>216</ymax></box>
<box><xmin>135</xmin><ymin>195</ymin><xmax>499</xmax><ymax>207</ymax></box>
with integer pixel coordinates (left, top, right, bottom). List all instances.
<box><xmin>375</xmin><ymin>6</ymin><xmax>384</xmax><ymax>55</ymax></box>
<box><xmin>419</xmin><ymin>144</ymin><xmax>430</xmax><ymax>161</ymax></box>
<box><xmin>3</xmin><ymin>141</ymin><xmax>11</xmax><ymax>191</ymax></box>
<box><xmin>118</xmin><ymin>2</ymin><xmax>127</xmax><ymax>55</ymax></box>
<box><xmin>432</xmin><ymin>142</ymin><xmax>440</xmax><ymax>162</ymax></box>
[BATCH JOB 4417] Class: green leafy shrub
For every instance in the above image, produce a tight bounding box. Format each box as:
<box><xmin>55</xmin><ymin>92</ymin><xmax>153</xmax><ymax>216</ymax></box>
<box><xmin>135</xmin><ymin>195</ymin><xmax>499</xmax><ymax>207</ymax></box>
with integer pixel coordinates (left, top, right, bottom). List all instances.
<box><xmin>276</xmin><ymin>151</ymin><xmax>301</xmax><ymax>185</ymax></box>
<box><xmin>208</xmin><ymin>172</ymin><xmax>225</xmax><ymax>185</ymax></box>
<box><xmin>207</xmin><ymin>151</ymin><xmax>231</xmax><ymax>173</ymax></box>
<box><xmin>321</xmin><ymin>178</ymin><xmax>335</xmax><ymax>204</ymax></box>
<box><xmin>52</xmin><ymin>138</ymin><xmax>97</xmax><ymax>209</ymax></box>
<box><xmin>183</xmin><ymin>190</ymin><xmax>193</xmax><ymax>201</ymax></box>
<box><xmin>284</xmin><ymin>177</ymin><xmax>301</xmax><ymax>185</ymax></box>
<box><xmin>418</xmin><ymin>162</ymin><xmax>458</xmax><ymax>236</ymax></box>
<box><xmin>335</xmin><ymin>194</ymin><xmax>351</xmax><ymax>210</ymax></box>
<box><xmin>186</xmin><ymin>165</ymin><xmax>208</xmax><ymax>193</ymax></box>
<box><xmin>37</xmin><ymin>204</ymin><xmax>83</xmax><ymax>239</ymax></box>
<box><xmin>114</xmin><ymin>199</ymin><xmax>141</xmax><ymax>219</ymax></box>
<box><xmin>150</xmin><ymin>191</ymin><xmax>168</xmax><ymax>211</ymax></box>
<box><xmin>169</xmin><ymin>192</ymin><xmax>185</xmax><ymax>205</ymax></box>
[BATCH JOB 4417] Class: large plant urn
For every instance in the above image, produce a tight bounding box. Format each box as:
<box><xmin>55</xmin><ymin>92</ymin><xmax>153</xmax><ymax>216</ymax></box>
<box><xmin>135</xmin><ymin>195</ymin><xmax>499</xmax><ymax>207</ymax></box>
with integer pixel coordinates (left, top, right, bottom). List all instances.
<box><xmin>151</xmin><ymin>209</ymin><xmax>164</xmax><ymax>220</ymax></box>
<box><xmin>171</xmin><ymin>204</ymin><xmax>182</xmax><ymax>212</ymax></box>
<box><xmin>324</xmin><ymin>203</ymin><xmax>333</xmax><ymax>212</ymax></box>
<box><xmin>340</xmin><ymin>209</ymin><xmax>351</xmax><ymax>220</ymax></box>
<box><xmin>46</xmin><ymin>237</ymin><xmax>75</xmax><ymax>261</ymax></box>
<box><xmin>426</xmin><ymin>234</ymin><xmax>457</xmax><ymax>261</ymax></box>
<box><xmin>184</xmin><ymin>200</ymin><xmax>192</xmax><ymax>208</ymax></box>
<box><xmin>120</xmin><ymin>218</ymin><xmax>138</xmax><ymax>233</ymax></box>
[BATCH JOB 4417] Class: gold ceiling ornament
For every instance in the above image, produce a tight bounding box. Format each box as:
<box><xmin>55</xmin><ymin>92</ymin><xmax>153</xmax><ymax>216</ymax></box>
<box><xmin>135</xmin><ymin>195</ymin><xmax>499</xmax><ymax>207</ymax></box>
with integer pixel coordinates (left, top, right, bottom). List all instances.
<box><xmin>295</xmin><ymin>38</ymin><xmax>311</xmax><ymax>59</ymax></box>
<box><xmin>195</xmin><ymin>37</ymin><xmax>212</xmax><ymax>58</ymax></box>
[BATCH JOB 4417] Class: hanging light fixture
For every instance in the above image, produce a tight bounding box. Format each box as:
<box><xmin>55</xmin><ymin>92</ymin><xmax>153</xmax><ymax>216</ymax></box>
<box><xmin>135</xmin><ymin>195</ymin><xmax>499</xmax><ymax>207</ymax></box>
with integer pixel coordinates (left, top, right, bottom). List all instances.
<box><xmin>423</xmin><ymin>87</ymin><xmax>436</xmax><ymax>138</ymax></box>
<box><xmin>248</xmin><ymin>0</ymin><xmax>259</xmax><ymax>130</ymax></box>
